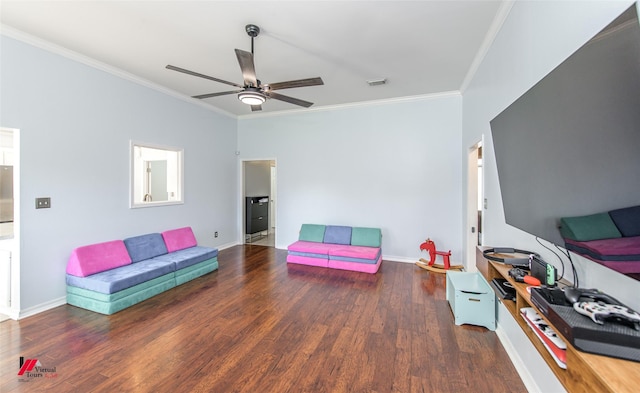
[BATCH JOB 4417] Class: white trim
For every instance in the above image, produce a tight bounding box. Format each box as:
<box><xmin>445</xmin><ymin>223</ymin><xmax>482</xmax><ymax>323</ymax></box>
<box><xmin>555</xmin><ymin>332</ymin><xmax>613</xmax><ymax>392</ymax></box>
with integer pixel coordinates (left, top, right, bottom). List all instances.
<box><xmin>459</xmin><ymin>1</ymin><xmax>516</xmax><ymax>94</ymax></box>
<box><xmin>18</xmin><ymin>296</ymin><xmax>67</xmax><ymax>320</ymax></box>
<box><xmin>0</xmin><ymin>127</ymin><xmax>20</xmax><ymax>320</ymax></box>
<box><xmin>238</xmin><ymin>91</ymin><xmax>462</xmax><ymax>120</ymax></box>
<box><xmin>382</xmin><ymin>255</ymin><xmax>417</xmax><ymax>264</ymax></box>
<box><xmin>0</xmin><ymin>25</ymin><xmax>236</xmax><ymax>119</ymax></box>
<box><xmin>495</xmin><ymin>324</ymin><xmax>541</xmax><ymax>393</ymax></box>
<box><xmin>0</xmin><ymin>306</ymin><xmax>19</xmax><ymax>320</ymax></box>
<box><xmin>217</xmin><ymin>241</ymin><xmax>241</xmax><ymax>251</ymax></box>
<box><xmin>129</xmin><ymin>140</ymin><xmax>184</xmax><ymax>209</ymax></box>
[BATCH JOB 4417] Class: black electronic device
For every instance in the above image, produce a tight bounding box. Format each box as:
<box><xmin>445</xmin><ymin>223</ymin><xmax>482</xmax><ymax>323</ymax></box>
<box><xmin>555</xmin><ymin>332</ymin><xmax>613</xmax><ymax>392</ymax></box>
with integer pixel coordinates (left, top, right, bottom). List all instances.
<box><xmin>490</xmin><ymin>278</ymin><xmax>516</xmax><ymax>301</ymax></box>
<box><xmin>563</xmin><ymin>287</ymin><xmax>622</xmax><ymax>306</ymax></box>
<box><xmin>508</xmin><ymin>267</ymin><xmax>527</xmax><ymax>282</ymax></box>
<box><xmin>530</xmin><ymin>255</ymin><xmax>557</xmax><ymax>287</ymax></box>
<box><xmin>482</xmin><ymin>247</ymin><xmax>539</xmax><ymax>268</ymax></box>
<box><xmin>530</xmin><ymin>287</ymin><xmax>640</xmax><ymax>362</ymax></box>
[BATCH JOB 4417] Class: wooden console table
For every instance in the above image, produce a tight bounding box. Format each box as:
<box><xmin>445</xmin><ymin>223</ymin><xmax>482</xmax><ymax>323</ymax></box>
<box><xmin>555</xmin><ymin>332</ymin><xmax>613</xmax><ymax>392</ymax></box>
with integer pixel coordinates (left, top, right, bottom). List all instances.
<box><xmin>477</xmin><ymin>247</ymin><xmax>639</xmax><ymax>393</ymax></box>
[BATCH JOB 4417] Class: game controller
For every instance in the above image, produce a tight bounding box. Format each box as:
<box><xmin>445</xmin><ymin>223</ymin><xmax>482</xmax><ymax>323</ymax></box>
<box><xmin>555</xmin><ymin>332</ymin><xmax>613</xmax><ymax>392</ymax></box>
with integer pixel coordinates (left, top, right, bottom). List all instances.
<box><xmin>574</xmin><ymin>301</ymin><xmax>640</xmax><ymax>330</ymax></box>
<box><xmin>508</xmin><ymin>267</ymin><xmax>526</xmax><ymax>281</ymax></box>
<box><xmin>564</xmin><ymin>287</ymin><xmax>621</xmax><ymax>305</ymax></box>
<box><xmin>508</xmin><ymin>267</ymin><xmax>541</xmax><ymax>286</ymax></box>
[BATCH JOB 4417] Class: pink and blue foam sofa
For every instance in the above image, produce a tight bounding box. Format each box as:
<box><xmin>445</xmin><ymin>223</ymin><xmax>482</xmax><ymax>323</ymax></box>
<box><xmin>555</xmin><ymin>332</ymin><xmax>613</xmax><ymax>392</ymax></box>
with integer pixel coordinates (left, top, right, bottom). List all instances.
<box><xmin>287</xmin><ymin>224</ymin><xmax>382</xmax><ymax>274</ymax></box>
<box><xmin>560</xmin><ymin>205</ymin><xmax>640</xmax><ymax>274</ymax></box>
<box><xmin>66</xmin><ymin>226</ymin><xmax>218</xmax><ymax>315</ymax></box>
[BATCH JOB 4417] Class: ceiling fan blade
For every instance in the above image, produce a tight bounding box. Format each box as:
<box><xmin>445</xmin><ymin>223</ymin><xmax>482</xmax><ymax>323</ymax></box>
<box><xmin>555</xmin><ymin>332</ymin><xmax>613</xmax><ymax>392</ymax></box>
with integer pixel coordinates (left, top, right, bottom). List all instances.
<box><xmin>266</xmin><ymin>77</ymin><xmax>324</xmax><ymax>91</ymax></box>
<box><xmin>166</xmin><ymin>65</ymin><xmax>242</xmax><ymax>88</ymax></box>
<box><xmin>192</xmin><ymin>90</ymin><xmax>243</xmax><ymax>99</ymax></box>
<box><xmin>251</xmin><ymin>105</ymin><xmax>263</xmax><ymax>112</ymax></box>
<box><xmin>234</xmin><ymin>49</ymin><xmax>258</xmax><ymax>87</ymax></box>
<box><xmin>266</xmin><ymin>91</ymin><xmax>314</xmax><ymax>108</ymax></box>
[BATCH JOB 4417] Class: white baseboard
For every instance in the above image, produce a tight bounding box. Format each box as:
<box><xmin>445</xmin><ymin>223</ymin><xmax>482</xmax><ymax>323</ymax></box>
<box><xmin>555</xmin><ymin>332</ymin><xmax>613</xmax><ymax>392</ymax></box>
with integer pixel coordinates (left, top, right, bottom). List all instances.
<box><xmin>382</xmin><ymin>255</ymin><xmax>416</xmax><ymax>263</ymax></box>
<box><xmin>0</xmin><ymin>305</ymin><xmax>20</xmax><ymax>320</ymax></box>
<box><xmin>495</xmin><ymin>324</ymin><xmax>540</xmax><ymax>393</ymax></box>
<box><xmin>218</xmin><ymin>241</ymin><xmax>241</xmax><ymax>251</ymax></box>
<box><xmin>18</xmin><ymin>296</ymin><xmax>67</xmax><ymax>320</ymax></box>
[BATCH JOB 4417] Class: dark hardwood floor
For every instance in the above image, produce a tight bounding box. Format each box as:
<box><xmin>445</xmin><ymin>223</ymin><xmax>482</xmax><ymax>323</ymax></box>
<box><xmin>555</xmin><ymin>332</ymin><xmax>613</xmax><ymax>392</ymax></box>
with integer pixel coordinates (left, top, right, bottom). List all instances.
<box><xmin>0</xmin><ymin>245</ymin><xmax>526</xmax><ymax>392</ymax></box>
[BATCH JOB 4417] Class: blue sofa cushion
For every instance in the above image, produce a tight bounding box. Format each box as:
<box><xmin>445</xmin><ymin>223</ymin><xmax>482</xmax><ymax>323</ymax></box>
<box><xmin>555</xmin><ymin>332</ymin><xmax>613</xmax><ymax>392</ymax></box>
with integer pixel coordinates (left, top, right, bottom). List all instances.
<box><xmin>323</xmin><ymin>225</ymin><xmax>352</xmax><ymax>245</ymax></box>
<box><xmin>124</xmin><ymin>233</ymin><xmax>168</xmax><ymax>262</ymax></box>
<box><xmin>154</xmin><ymin>246</ymin><xmax>218</xmax><ymax>270</ymax></box>
<box><xmin>66</xmin><ymin>259</ymin><xmax>175</xmax><ymax>294</ymax></box>
<box><xmin>609</xmin><ymin>206</ymin><xmax>640</xmax><ymax>237</ymax></box>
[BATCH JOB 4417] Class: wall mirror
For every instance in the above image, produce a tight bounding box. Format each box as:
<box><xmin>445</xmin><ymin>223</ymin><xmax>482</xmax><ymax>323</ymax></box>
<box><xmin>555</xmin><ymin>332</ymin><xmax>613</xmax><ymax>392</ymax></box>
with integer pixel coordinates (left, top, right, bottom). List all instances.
<box><xmin>130</xmin><ymin>141</ymin><xmax>183</xmax><ymax>208</ymax></box>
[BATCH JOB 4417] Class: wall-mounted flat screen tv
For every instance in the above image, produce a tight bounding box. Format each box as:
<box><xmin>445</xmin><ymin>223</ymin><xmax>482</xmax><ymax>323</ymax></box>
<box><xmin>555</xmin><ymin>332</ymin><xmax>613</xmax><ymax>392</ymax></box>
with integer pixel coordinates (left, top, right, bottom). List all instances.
<box><xmin>490</xmin><ymin>4</ymin><xmax>640</xmax><ymax>272</ymax></box>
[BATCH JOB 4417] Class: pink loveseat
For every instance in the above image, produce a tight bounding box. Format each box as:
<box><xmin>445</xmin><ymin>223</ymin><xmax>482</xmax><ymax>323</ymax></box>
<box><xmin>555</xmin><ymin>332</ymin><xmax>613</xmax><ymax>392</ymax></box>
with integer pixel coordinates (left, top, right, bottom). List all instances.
<box><xmin>287</xmin><ymin>224</ymin><xmax>382</xmax><ymax>274</ymax></box>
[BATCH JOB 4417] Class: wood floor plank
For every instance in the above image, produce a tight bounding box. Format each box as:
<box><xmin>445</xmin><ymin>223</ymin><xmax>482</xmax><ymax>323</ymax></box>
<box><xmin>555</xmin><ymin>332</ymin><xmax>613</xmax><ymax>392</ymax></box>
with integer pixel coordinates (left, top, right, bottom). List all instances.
<box><xmin>0</xmin><ymin>245</ymin><xmax>526</xmax><ymax>392</ymax></box>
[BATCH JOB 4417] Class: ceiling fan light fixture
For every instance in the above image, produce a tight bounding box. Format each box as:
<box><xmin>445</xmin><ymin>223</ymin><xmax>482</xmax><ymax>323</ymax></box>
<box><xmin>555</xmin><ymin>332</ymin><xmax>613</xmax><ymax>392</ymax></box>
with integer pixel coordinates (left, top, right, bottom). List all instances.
<box><xmin>238</xmin><ymin>89</ymin><xmax>266</xmax><ymax>105</ymax></box>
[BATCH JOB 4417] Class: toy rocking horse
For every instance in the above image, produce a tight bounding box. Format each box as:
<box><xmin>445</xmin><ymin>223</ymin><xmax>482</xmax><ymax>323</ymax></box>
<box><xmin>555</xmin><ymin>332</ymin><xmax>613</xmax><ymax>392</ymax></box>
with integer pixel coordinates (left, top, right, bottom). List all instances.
<box><xmin>415</xmin><ymin>238</ymin><xmax>464</xmax><ymax>273</ymax></box>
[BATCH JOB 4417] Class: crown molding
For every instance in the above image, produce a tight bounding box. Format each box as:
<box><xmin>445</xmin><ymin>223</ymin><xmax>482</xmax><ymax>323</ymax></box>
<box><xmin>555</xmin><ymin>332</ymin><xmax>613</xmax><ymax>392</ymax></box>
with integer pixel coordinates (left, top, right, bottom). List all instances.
<box><xmin>459</xmin><ymin>0</ymin><xmax>515</xmax><ymax>94</ymax></box>
<box><xmin>0</xmin><ymin>24</ymin><xmax>236</xmax><ymax>119</ymax></box>
<box><xmin>2</xmin><ymin>24</ymin><xmax>463</xmax><ymax>121</ymax></box>
<box><xmin>237</xmin><ymin>90</ymin><xmax>462</xmax><ymax>120</ymax></box>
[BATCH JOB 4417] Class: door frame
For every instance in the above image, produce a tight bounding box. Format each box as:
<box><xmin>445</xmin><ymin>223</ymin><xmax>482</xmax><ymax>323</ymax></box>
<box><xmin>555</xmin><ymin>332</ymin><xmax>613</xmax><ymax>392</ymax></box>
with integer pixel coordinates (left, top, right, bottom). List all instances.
<box><xmin>0</xmin><ymin>127</ymin><xmax>20</xmax><ymax>320</ymax></box>
<box><xmin>466</xmin><ymin>138</ymin><xmax>483</xmax><ymax>268</ymax></box>
<box><xmin>239</xmin><ymin>158</ymin><xmax>277</xmax><ymax>246</ymax></box>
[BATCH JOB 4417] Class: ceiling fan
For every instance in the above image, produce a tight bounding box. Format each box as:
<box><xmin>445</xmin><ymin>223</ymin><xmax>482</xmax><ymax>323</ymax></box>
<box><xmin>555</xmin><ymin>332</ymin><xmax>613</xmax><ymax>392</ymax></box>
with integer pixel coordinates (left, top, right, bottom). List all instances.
<box><xmin>166</xmin><ymin>24</ymin><xmax>324</xmax><ymax>112</ymax></box>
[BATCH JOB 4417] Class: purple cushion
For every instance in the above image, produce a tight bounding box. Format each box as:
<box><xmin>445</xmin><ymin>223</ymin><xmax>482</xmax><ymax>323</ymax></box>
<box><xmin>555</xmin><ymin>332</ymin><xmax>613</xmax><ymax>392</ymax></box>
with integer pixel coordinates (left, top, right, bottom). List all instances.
<box><xmin>154</xmin><ymin>246</ymin><xmax>218</xmax><ymax>270</ymax></box>
<box><xmin>124</xmin><ymin>233</ymin><xmax>167</xmax><ymax>262</ymax></box>
<box><xmin>609</xmin><ymin>206</ymin><xmax>640</xmax><ymax>237</ymax></box>
<box><xmin>565</xmin><ymin>236</ymin><xmax>640</xmax><ymax>261</ymax></box>
<box><xmin>67</xmin><ymin>240</ymin><xmax>132</xmax><ymax>277</ymax></box>
<box><xmin>323</xmin><ymin>225</ymin><xmax>352</xmax><ymax>245</ymax></box>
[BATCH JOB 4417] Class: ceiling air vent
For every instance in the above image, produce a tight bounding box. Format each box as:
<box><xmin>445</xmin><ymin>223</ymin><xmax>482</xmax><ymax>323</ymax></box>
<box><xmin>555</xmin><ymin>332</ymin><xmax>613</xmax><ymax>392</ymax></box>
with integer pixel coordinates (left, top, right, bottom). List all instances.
<box><xmin>367</xmin><ymin>78</ymin><xmax>387</xmax><ymax>86</ymax></box>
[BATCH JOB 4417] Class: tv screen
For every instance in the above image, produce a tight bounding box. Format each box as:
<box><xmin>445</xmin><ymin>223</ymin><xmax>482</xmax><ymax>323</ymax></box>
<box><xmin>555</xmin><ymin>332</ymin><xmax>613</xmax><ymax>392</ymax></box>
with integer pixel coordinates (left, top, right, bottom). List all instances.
<box><xmin>490</xmin><ymin>5</ymin><xmax>640</xmax><ymax>248</ymax></box>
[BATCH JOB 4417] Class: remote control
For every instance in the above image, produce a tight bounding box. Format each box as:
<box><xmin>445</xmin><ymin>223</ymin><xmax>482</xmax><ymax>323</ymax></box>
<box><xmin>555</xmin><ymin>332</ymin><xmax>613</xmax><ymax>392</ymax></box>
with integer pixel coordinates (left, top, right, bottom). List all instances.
<box><xmin>521</xmin><ymin>307</ymin><xmax>566</xmax><ymax>349</ymax></box>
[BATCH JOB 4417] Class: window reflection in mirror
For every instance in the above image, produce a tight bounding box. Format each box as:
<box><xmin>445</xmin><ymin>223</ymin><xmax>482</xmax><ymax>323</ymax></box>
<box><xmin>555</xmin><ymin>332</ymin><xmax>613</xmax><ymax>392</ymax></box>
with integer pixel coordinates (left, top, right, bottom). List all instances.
<box><xmin>130</xmin><ymin>141</ymin><xmax>183</xmax><ymax>208</ymax></box>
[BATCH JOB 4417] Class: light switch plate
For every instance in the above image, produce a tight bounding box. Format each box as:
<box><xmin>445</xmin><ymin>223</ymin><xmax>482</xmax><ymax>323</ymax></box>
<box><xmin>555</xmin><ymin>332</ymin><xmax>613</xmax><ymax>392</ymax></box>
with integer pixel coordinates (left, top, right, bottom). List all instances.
<box><xmin>36</xmin><ymin>197</ymin><xmax>51</xmax><ymax>209</ymax></box>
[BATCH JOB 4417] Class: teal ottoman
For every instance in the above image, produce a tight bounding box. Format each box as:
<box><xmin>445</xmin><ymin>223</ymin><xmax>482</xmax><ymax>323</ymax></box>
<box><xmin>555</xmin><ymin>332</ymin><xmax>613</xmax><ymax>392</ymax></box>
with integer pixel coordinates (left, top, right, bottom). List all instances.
<box><xmin>446</xmin><ymin>271</ymin><xmax>496</xmax><ymax>330</ymax></box>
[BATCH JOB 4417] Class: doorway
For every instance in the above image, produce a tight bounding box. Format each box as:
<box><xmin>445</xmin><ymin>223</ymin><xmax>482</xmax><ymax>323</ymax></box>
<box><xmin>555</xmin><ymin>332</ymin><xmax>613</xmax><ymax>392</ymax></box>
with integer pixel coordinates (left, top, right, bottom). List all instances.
<box><xmin>467</xmin><ymin>140</ymin><xmax>483</xmax><ymax>266</ymax></box>
<box><xmin>0</xmin><ymin>128</ymin><xmax>19</xmax><ymax>320</ymax></box>
<box><xmin>243</xmin><ymin>160</ymin><xmax>276</xmax><ymax>247</ymax></box>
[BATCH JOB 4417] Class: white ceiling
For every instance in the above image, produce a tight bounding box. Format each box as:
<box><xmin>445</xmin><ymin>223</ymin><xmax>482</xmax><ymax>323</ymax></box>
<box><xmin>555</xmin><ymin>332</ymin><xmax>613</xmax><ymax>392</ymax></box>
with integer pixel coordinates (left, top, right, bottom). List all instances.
<box><xmin>0</xmin><ymin>1</ymin><xmax>506</xmax><ymax>117</ymax></box>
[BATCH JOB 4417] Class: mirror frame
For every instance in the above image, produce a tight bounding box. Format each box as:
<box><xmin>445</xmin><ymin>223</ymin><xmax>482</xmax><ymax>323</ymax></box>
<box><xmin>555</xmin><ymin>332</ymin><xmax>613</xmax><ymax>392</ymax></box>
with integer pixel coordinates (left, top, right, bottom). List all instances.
<box><xmin>129</xmin><ymin>140</ymin><xmax>184</xmax><ymax>208</ymax></box>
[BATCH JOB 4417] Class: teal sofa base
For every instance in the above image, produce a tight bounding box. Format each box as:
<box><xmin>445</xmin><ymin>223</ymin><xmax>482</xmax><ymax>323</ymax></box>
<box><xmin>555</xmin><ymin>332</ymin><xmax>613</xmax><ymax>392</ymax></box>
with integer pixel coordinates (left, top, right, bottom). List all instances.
<box><xmin>175</xmin><ymin>258</ymin><xmax>218</xmax><ymax>285</ymax></box>
<box><xmin>67</xmin><ymin>273</ymin><xmax>177</xmax><ymax>315</ymax></box>
<box><xmin>66</xmin><ymin>257</ymin><xmax>218</xmax><ymax>315</ymax></box>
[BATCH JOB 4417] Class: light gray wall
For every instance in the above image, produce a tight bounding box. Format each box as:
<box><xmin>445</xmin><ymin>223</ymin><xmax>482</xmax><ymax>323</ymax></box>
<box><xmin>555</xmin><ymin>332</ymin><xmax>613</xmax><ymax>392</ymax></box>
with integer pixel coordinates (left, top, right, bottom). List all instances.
<box><xmin>238</xmin><ymin>95</ymin><xmax>463</xmax><ymax>262</ymax></box>
<box><xmin>1</xmin><ymin>36</ymin><xmax>238</xmax><ymax>312</ymax></box>
<box><xmin>462</xmin><ymin>1</ymin><xmax>639</xmax><ymax>391</ymax></box>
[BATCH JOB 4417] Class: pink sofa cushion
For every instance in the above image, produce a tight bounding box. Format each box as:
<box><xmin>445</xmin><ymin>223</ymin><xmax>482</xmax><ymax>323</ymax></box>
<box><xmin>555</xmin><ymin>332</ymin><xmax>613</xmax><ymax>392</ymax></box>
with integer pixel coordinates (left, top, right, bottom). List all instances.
<box><xmin>329</xmin><ymin>245</ymin><xmax>381</xmax><ymax>260</ymax></box>
<box><xmin>67</xmin><ymin>240</ymin><xmax>132</xmax><ymax>277</ymax></box>
<box><xmin>287</xmin><ymin>240</ymin><xmax>338</xmax><ymax>255</ymax></box>
<box><xmin>162</xmin><ymin>227</ymin><xmax>197</xmax><ymax>253</ymax></box>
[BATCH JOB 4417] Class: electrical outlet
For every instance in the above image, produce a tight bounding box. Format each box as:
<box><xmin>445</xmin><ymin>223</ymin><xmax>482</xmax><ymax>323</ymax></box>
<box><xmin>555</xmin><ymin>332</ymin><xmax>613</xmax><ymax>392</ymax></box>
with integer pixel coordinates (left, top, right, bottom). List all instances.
<box><xmin>214</xmin><ymin>231</ymin><xmax>219</xmax><ymax>238</ymax></box>
<box><xmin>36</xmin><ymin>197</ymin><xmax>51</xmax><ymax>209</ymax></box>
